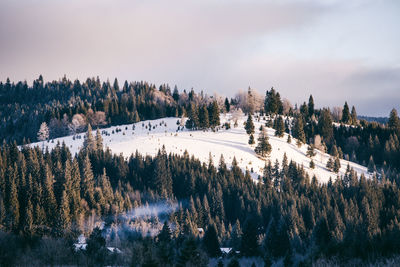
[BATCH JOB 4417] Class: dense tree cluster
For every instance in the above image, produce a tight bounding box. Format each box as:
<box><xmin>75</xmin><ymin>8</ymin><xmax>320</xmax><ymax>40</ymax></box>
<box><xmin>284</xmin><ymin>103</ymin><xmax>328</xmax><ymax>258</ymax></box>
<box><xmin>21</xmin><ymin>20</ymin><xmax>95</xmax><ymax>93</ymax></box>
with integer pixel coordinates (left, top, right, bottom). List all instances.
<box><xmin>185</xmin><ymin>100</ymin><xmax>220</xmax><ymax>130</ymax></box>
<box><xmin>0</xmin><ymin>76</ymin><xmax>215</xmax><ymax>144</ymax></box>
<box><xmin>1</xmin><ymin>137</ymin><xmax>400</xmax><ymax>265</ymax></box>
<box><xmin>1</xmin><ymin>78</ymin><xmax>400</xmax><ymax>265</ymax></box>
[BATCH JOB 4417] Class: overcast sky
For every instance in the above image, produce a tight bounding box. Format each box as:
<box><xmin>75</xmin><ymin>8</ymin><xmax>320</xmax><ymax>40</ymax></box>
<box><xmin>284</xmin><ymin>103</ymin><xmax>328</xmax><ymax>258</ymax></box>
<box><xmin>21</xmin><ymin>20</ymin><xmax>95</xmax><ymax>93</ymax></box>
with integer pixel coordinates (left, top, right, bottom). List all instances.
<box><xmin>0</xmin><ymin>0</ymin><xmax>399</xmax><ymax>116</ymax></box>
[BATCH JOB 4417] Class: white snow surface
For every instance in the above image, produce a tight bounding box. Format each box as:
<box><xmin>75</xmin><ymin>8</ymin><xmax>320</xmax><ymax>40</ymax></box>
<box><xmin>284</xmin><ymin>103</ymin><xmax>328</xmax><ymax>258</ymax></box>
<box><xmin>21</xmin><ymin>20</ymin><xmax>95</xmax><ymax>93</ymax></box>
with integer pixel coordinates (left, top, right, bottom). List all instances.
<box><xmin>28</xmin><ymin>113</ymin><xmax>369</xmax><ymax>183</ymax></box>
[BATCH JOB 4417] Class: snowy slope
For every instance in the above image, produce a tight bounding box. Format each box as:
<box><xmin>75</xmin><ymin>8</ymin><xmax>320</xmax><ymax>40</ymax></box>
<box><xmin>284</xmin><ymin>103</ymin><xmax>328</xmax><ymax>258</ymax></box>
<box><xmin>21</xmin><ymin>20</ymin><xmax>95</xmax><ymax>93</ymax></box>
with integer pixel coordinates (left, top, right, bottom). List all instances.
<box><xmin>28</xmin><ymin>113</ymin><xmax>369</xmax><ymax>183</ymax></box>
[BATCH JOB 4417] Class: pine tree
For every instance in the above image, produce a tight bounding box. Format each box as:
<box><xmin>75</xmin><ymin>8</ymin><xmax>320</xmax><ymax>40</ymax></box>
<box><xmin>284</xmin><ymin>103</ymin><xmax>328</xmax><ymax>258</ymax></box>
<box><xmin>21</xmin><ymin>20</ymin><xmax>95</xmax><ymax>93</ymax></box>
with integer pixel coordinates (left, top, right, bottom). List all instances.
<box><xmin>177</xmin><ymin>237</ymin><xmax>207</xmax><ymax>267</ymax></box>
<box><xmin>81</xmin><ymin>155</ymin><xmax>95</xmax><ymax>208</ymax></box>
<box><xmin>203</xmin><ymin>224</ymin><xmax>221</xmax><ymax>257</ymax></box>
<box><xmin>333</xmin><ymin>157</ymin><xmax>341</xmax><ymax>173</ymax></box>
<box><xmin>263</xmin><ymin>162</ymin><xmax>273</xmax><ymax>188</ymax></box>
<box><xmin>153</xmin><ymin>147</ymin><xmax>173</xmax><ymax>198</ymax></box>
<box><xmin>158</xmin><ymin>221</ymin><xmax>172</xmax><ymax>243</ymax></box>
<box><xmin>86</xmin><ymin>227</ymin><xmax>107</xmax><ymax>266</ymax></box>
<box><xmin>388</xmin><ymin>108</ymin><xmax>400</xmax><ymax>135</ymax></box>
<box><xmin>198</xmin><ymin>105</ymin><xmax>209</xmax><ymax>129</ymax></box>
<box><xmin>241</xmin><ymin>218</ymin><xmax>259</xmax><ymax>256</ymax></box>
<box><xmin>264</xmin><ymin>87</ymin><xmax>283</xmax><ymax>115</ymax></box>
<box><xmin>173</xmin><ymin>86</ymin><xmax>180</xmax><ymax>102</ymax></box>
<box><xmin>43</xmin><ymin>164</ymin><xmax>57</xmax><ymax>225</ymax></box>
<box><xmin>245</xmin><ymin>114</ymin><xmax>255</xmax><ymax>135</ymax></box>
<box><xmin>133</xmin><ymin>110</ymin><xmax>140</xmax><ymax>123</ymax></box>
<box><xmin>351</xmin><ymin>106</ymin><xmax>357</xmax><ymax>125</ymax></box>
<box><xmin>229</xmin><ymin>219</ymin><xmax>241</xmax><ymax>249</ymax></box>
<box><xmin>0</xmin><ymin>195</ymin><xmax>5</xmax><ymax>227</ymax></box>
<box><xmin>95</xmin><ymin>128</ymin><xmax>103</xmax><ymax>151</ymax></box>
<box><xmin>294</xmin><ymin>116</ymin><xmax>306</xmax><ymax>146</ymax></box>
<box><xmin>209</xmin><ymin>100</ymin><xmax>220</xmax><ymax>127</ymax></box>
<box><xmin>248</xmin><ymin>134</ymin><xmax>255</xmax><ymax>145</ymax></box>
<box><xmin>287</xmin><ymin>134</ymin><xmax>292</xmax><ymax>144</ymax></box>
<box><xmin>83</xmin><ymin>124</ymin><xmax>96</xmax><ymax>152</ymax></box>
<box><xmin>186</xmin><ymin>103</ymin><xmax>199</xmax><ymax>130</ymax></box>
<box><xmin>255</xmin><ymin>126</ymin><xmax>272</xmax><ymax>157</ymax></box>
<box><xmin>326</xmin><ymin>157</ymin><xmax>334</xmax><ymax>171</ymax></box>
<box><xmin>308</xmin><ymin>95</ymin><xmax>314</xmax><ymax>118</ymax></box>
<box><xmin>8</xmin><ymin>176</ymin><xmax>19</xmax><ymax>231</ymax></box>
<box><xmin>55</xmin><ymin>190</ymin><xmax>70</xmax><ymax>235</ymax></box>
<box><xmin>157</xmin><ymin>221</ymin><xmax>174</xmax><ymax>265</ymax></box>
<box><xmin>310</xmin><ymin>159</ymin><xmax>315</xmax><ymax>169</ymax></box>
<box><xmin>341</xmin><ymin>102</ymin><xmax>351</xmax><ymax>124</ymax></box>
<box><xmin>368</xmin><ymin>155</ymin><xmax>376</xmax><ymax>173</ymax></box>
<box><xmin>225</xmin><ymin>97</ymin><xmax>230</xmax><ymax>112</ymax></box>
<box><xmin>318</xmin><ymin>108</ymin><xmax>334</xmax><ymax>145</ymax></box>
<box><xmin>274</xmin><ymin>116</ymin><xmax>285</xmax><ymax>137</ymax></box>
<box><xmin>22</xmin><ymin>199</ymin><xmax>34</xmax><ymax>236</ymax></box>
<box><xmin>306</xmin><ymin>145</ymin><xmax>316</xmax><ymax>157</ymax></box>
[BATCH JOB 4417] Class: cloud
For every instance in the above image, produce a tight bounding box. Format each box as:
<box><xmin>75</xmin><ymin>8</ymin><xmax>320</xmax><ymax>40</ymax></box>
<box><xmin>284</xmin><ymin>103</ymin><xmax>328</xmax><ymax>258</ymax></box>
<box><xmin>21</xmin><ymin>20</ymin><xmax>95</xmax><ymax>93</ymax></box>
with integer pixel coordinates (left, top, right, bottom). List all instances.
<box><xmin>0</xmin><ymin>0</ymin><xmax>399</xmax><ymax>116</ymax></box>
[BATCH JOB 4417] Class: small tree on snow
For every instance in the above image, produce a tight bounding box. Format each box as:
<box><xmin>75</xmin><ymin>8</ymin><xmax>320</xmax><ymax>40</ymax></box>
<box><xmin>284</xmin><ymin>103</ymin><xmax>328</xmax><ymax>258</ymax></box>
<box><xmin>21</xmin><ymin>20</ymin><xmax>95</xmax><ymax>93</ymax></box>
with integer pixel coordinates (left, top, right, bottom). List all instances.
<box><xmin>37</xmin><ymin>122</ymin><xmax>49</xmax><ymax>142</ymax></box>
<box><xmin>306</xmin><ymin>145</ymin><xmax>316</xmax><ymax>158</ymax></box>
<box><xmin>255</xmin><ymin>126</ymin><xmax>272</xmax><ymax>157</ymax></box>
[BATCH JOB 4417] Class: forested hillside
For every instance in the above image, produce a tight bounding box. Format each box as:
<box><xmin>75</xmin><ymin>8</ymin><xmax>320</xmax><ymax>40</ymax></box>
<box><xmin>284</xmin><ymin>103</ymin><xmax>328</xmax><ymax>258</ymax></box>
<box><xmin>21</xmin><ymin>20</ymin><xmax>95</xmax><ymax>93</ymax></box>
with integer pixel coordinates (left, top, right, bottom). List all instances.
<box><xmin>1</xmin><ymin>77</ymin><xmax>400</xmax><ymax>266</ymax></box>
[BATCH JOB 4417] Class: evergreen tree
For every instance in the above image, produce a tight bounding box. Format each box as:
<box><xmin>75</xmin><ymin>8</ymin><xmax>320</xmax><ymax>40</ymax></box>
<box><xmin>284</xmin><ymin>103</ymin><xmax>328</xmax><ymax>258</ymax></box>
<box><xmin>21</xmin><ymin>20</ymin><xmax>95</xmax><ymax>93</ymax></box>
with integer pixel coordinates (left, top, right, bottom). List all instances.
<box><xmin>209</xmin><ymin>101</ymin><xmax>220</xmax><ymax>127</ymax></box>
<box><xmin>230</xmin><ymin>219</ymin><xmax>242</xmax><ymax>250</ymax></box>
<box><xmin>274</xmin><ymin>116</ymin><xmax>285</xmax><ymax>137</ymax></box>
<box><xmin>245</xmin><ymin>114</ymin><xmax>255</xmax><ymax>135</ymax></box>
<box><xmin>287</xmin><ymin>134</ymin><xmax>291</xmax><ymax>144</ymax></box>
<box><xmin>318</xmin><ymin>108</ymin><xmax>334</xmax><ymax>145</ymax></box>
<box><xmin>203</xmin><ymin>224</ymin><xmax>221</xmax><ymax>257</ymax></box>
<box><xmin>333</xmin><ymin>157</ymin><xmax>341</xmax><ymax>173</ymax></box>
<box><xmin>158</xmin><ymin>221</ymin><xmax>172</xmax><ymax>243</ymax></box>
<box><xmin>255</xmin><ymin>126</ymin><xmax>272</xmax><ymax>157</ymax></box>
<box><xmin>351</xmin><ymin>106</ymin><xmax>357</xmax><ymax>125</ymax></box>
<box><xmin>240</xmin><ymin>218</ymin><xmax>259</xmax><ymax>256</ymax></box>
<box><xmin>173</xmin><ymin>86</ymin><xmax>180</xmax><ymax>102</ymax></box>
<box><xmin>248</xmin><ymin>134</ymin><xmax>255</xmax><ymax>145</ymax></box>
<box><xmin>294</xmin><ymin>116</ymin><xmax>306</xmax><ymax>146</ymax></box>
<box><xmin>22</xmin><ymin>199</ymin><xmax>34</xmax><ymax>236</ymax></box>
<box><xmin>264</xmin><ymin>87</ymin><xmax>283</xmax><ymax>115</ymax></box>
<box><xmin>368</xmin><ymin>155</ymin><xmax>376</xmax><ymax>173</ymax></box>
<box><xmin>225</xmin><ymin>97</ymin><xmax>230</xmax><ymax>112</ymax></box>
<box><xmin>86</xmin><ymin>227</ymin><xmax>107</xmax><ymax>266</ymax></box>
<box><xmin>388</xmin><ymin>108</ymin><xmax>400</xmax><ymax>135</ymax></box>
<box><xmin>153</xmin><ymin>147</ymin><xmax>173</xmax><ymax>198</ymax></box>
<box><xmin>83</xmin><ymin>124</ymin><xmax>96</xmax><ymax>152</ymax></box>
<box><xmin>326</xmin><ymin>157</ymin><xmax>334</xmax><ymax>171</ymax></box>
<box><xmin>306</xmin><ymin>145</ymin><xmax>316</xmax><ymax>157</ymax></box>
<box><xmin>8</xmin><ymin>175</ymin><xmax>19</xmax><ymax>231</ymax></box>
<box><xmin>55</xmin><ymin>190</ymin><xmax>70</xmax><ymax>235</ymax></box>
<box><xmin>177</xmin><ymin>237</ymin><xmax>208</xmax><ymax>267</ymax></box>
<box><xmin>310</xmin><ymin>159</ymin><xmax>315</xmax><ymax>169</ymax></box>
<box><xmin>81</xmin><ymin>155</ymin><xmax>95</xmax><ymax>207</ymax></box>
<box><xmin>308</xmin><ymin>95</ymin><xmax>315</xmax><ymax>118</ymax></box>
<box><xmin>157</xmin><ymin>221</ymin><xmax>174</xmax><ymax>266</ymax></box>
<box><xmin>341</xmin><ymin>102</ymin><xmax>351</xmax><ymax>124</ymax></box>
<box><xmin>43</xmin><ymin>164</ymin><xmax>57</xmax><ymax>225</ymax></box>
<box><xmin>186</xmin><ymin>103</ymin><xmax>199</xmax><ymax>130</ymax></box>
<box><xmin>95</xmin><ymin>128</ymin><xmax>103</xmax><ymax>151</ymax></box>
<box><xmin>199</xmin><ymin>105</ymin><xmax>210</xmax><ymax>129</ymax></box>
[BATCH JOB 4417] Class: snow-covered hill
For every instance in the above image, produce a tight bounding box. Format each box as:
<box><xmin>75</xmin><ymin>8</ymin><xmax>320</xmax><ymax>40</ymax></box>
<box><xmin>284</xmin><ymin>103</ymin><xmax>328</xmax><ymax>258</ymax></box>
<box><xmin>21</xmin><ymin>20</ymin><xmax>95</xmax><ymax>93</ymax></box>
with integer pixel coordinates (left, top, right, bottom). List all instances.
<box><xmin>28</xmin><ymin>113</ymin><xmax>369</xmax><ymax>183</ymax></box>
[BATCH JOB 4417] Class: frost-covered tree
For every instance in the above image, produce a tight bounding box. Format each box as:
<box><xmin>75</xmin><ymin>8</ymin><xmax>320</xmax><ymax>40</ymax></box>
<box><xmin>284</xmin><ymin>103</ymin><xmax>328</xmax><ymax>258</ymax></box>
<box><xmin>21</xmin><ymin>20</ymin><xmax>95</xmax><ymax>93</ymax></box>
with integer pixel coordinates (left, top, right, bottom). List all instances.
<box><xmin>37</xmin><ymin>122</ymin><xmax>49</xmax><ymax>142</ymax></box>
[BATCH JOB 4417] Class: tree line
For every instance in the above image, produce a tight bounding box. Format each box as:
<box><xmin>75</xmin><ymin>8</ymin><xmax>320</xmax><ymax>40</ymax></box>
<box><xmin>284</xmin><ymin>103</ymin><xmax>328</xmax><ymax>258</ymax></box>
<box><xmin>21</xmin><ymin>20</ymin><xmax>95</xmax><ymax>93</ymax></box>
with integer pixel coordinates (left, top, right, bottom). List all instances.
<box><xmin>1</xmin><ymin>128</ymin><xmax>400</xmax><ymax>265</ymax></box>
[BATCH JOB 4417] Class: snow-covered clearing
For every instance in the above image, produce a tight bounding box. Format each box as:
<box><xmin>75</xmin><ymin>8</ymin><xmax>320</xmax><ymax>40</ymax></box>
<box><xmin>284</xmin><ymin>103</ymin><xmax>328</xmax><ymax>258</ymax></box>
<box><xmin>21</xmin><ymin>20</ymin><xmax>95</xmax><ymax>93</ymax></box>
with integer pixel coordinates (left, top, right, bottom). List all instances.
<box><xmin>28</xmin><ymin>113</ymin><xmax>369</xmax><ymax>183</ymax></box>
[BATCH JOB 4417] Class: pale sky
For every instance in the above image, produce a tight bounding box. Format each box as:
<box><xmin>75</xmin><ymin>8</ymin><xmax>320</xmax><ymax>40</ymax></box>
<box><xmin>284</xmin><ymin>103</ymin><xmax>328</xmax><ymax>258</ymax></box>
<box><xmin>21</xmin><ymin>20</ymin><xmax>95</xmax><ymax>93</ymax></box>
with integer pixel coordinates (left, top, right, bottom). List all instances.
<box><xmin>0</xmin><ymin>0</ymin><xmax>399</xmax><ymax>116</ymax></box>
